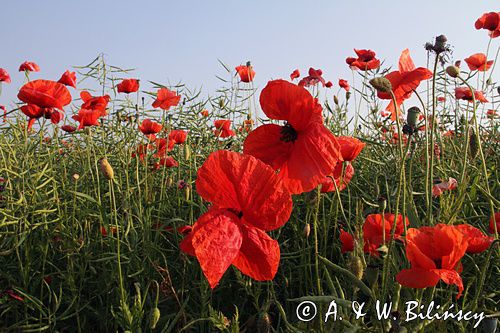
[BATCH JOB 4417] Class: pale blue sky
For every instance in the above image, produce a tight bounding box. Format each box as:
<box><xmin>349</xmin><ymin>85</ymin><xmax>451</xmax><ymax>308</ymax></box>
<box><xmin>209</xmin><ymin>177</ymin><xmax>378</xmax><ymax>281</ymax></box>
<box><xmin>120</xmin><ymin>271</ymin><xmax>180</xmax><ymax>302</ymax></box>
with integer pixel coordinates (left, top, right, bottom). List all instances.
<box><xmin>0</xmin><ymin>0</ymin><xmax>498</xmax><ymax>106</ymax></box>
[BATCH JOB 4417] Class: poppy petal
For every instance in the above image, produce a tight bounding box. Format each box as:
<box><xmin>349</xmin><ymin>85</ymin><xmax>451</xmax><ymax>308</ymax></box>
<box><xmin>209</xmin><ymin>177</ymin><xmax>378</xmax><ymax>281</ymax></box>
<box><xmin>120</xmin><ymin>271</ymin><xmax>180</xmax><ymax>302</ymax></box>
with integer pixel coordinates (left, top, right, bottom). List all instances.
<box><xmin>196</xmin><ymin>150</ymin><xmax>292</xmax><ymax>231</ymax></box>
<box><xmin>259</xmin><ymin>80</ymin><xmax>322</xmax><ymax>130</ymax></box>
<box><xmin>191</xmin><ymin>210</ymin><xmax>243</xmax><ymax>289</ymax></box>
<box><xmin>433</xmin><ymin>269</ymin><xmax>464</xmax><ymax>299</ymax></box>
<box><xmin>232</xmin><ymin>224</ymin><xmax>280</xmax><ymax>281</ymax></box>
<box><xmin>396</xmin><ymin>268</ymin><xmax>440</xmax><ymax>289</ymax></box>
<box><xmin>243</xmin><ymin>124</ymin><xmax>293</xmax><ymax>170</ymax></box>
<box><xmin>279</xmin><ymin>123</ymin><xmax>342</xmax><ymax>194</ymax></box>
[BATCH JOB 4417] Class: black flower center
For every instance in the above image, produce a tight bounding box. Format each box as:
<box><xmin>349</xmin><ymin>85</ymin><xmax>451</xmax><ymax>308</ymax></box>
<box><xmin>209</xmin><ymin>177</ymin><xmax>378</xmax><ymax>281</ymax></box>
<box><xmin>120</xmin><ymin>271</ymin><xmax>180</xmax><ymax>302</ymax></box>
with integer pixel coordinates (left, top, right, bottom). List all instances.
<box><xmin>280</xmin><ymin>123</ymin><xmax>298</xmax><ymax>142</ymax></box>
<box><xmin>227</xmin><ymin>208</ymin><xmax>243</xmax><ymax>219</ymax></box>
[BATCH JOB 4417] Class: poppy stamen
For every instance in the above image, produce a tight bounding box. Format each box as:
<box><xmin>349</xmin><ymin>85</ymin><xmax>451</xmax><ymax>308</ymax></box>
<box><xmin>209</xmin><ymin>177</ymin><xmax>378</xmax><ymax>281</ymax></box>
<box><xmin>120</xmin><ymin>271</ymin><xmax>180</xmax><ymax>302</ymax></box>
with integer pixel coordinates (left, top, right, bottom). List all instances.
<box><xmin>280</xmin><ymin>123</ymin><xmax>298</xmax><ymax>142</ymax></box>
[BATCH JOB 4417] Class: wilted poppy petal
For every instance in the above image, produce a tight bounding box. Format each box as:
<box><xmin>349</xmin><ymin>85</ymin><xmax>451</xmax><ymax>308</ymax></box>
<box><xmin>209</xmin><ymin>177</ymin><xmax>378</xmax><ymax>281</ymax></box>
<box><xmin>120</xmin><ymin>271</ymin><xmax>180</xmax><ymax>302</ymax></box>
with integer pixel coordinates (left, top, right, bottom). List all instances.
<box><xmin>191</xmin><ymin>210</ymin><xmax>243</xmax><ymax>289</ymax></box>
<box><xmin>232</xmin><ymin>224</ymin><xmax>280</xmax><ymax>281</ymax></box>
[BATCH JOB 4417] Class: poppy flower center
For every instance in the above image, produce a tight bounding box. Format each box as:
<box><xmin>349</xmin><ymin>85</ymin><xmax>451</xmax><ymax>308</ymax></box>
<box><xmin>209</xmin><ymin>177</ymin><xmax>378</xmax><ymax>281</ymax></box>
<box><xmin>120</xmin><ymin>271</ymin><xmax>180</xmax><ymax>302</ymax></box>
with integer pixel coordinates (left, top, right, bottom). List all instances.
<box><xmin>433</xmin><ymin>259</ymin><xmax>442</xmax><ymax>269</ymax></box>
<box><xmin>227</xmin><ymin>208</ymin><xmax>243</xmax><ymax>219</ymax></box>
<box><xmin>280</xmin><ymin>123</ymin><xmax>298</xmax><ymax>142</ymax></box>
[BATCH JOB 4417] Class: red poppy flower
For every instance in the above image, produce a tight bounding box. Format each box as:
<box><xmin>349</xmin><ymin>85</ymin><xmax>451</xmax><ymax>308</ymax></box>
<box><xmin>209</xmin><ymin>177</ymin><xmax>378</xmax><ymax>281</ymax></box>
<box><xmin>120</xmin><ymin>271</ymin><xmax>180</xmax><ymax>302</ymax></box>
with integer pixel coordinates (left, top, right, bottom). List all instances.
<box><xmin>320</xmin><ymin>162</ymin><xmax>354</xmax><ymax>193</ymax></box>
<box><xmin>61</xmin><ymin>125</ymin><xmax>77</xmax><ymax>133</ymax></box>
<box><xmin>19</xmin><ymin>61</ymin><xmax>40</xmax><ymax>72</ymax></box>
<box><xmin>362</xmin><ymin>213</ymin><xmax>409</xmax><ymax>256</ymax></box>
<box><xmin>152</xmin><ymin>87</ymin><xmax>181</xmax><ymax>110</ymax></box>
<box><xmin>200</xmin><ymin>109</ymin><xmax>209</xmax><ymax>117</ymax></box>
<box><xmin>179</xmin><ymin>150</ymin><xmax>292</xmax><ymax>288</ymax></box>
<box><xmin>0</xmin><ymin>68</ymin><xmax>11</xmax><ymax>83</ymax></box>
<box><xmin>290</xmin><ymin>69</ymin><xmax>300</xmax><ymax>80</ymax></box>
<box><xmin>72</xmin><ymin>109</ymin><xmax>101</xmax><ymax>129</ymax></box>
<box><xmin>58</xmin><ymin>70</ymin><xmax>77</xmax><ymax>88</ymax></box>
<box><xmin>243</xmin><ymin>80</ymin><xmax>342</xmax><ymax>194</ymax></box>
<box><xmin>1</xmin><ymin>105</ymin><xmax>6</xmax><ymax>122</ymax></box>
<box><xmin>21</xmin><ymin>104</ymin><xmax>45</xmax><ymax>119</ymax></box>
<box><xmin>489</xmin><ymin>212</ymin><xmax>500</xmax><ymax>234</ymax></box>
<box><xmin>339</xmin><ymin>79</ymin><xmax>350</xmax><ymax>92</ymax></box>
<box><xmin>158</xmin><ymin>156</ymin><xmax>178</xmax><ymax>168</ymax></box>
<box><xmin>298</xmin><ymin>68</ymin><xmax>326</xmax><ymax>87</ymax></box>
<box><xmin>4</xmin><ymin>289</ymin><xmax>23</xmax><ymax>302</ymax></box>
<box><xmin>18</xmin><ymin>80</ymin><xmax>71</xmax><ymax>110</ymax></box>
<box><xmin>464</xmin><ymin>53</ymin><xmax>494</xmax><ymax>71</ymax></box>
<box><xmin>117</xmin><ymin>78</ymin><xmax>140</xmax><ymax>94</ymax></box>
<box><xmin>337</xmin><ymin>136</ymin><xmax>365</xmax><ymax>161</ymax></box>
<box><xmin>455</xmin><ymin>87</ymin><xmax>488</xmax><ymax>103</ymax></box>
<box><xmin>47</xmin><ymin>109</ymin><xmax>64</xmax><ymax>124</ymax></box>
<box><xmin>325</xmin><ymin>81</ymin><xmax>333</xmax><ymax>88</ymax></box>
<box><xmin>346</xmin><ymin>49</ymin><xmax>381</xmax><ymax>70</ymax></box>
<box><xmin>486</xmin><ymin>109</ymin><xmax>497</xmax><ymax>118</ymax></box>
<box><xmin>475</xmin><ymin>12</ymin><xmax>500</xmax><ymax>38</ymax></box>
<box><xmin>139</xmin><ymin>119</ymin><xmax>162</xmax><ymax>139</ymax></box>
<box><xmin>235</xmin><ymin>64</ymin><xmax>255</xmax><ymax>82</ymax></box>
<box><xmin>377</xmin><ymin>49</ymin><xmax>433</xmax><ymax>120</ymax></box>
<box><xmin>80</xmin><ymin>91</ymin><xmax>110</xmax><ymax>116</ymax></box>
<box><xmin>437</xmin><ymin>96</ymin><xmax>446</xmax><ymax>102</ymax></box>
<box><xmin>214</xmin><ymin>120</ymin><xmax>235</xmax><ymax>138</ymax></box>
<box><xmin>169</xmin><ymin>129</ymin><xmax>188</xmax><ymax>147</ymax></box>
<box><xmin>456</xmin><ymin>224</ymin><xmax>493</xmax><ymax>254</ymax></box>
<box><xmin>100</xmin><ymin>225</ymin><xmax>117</xmax><ymax>237</ymax></box>
<box><xmin>340</xmin><ymin>229</ymin><xmax>355</xmax><ymax>253</ymax></box>
<box><xmin>432</xmin><ymin>177</ymin><xmax>458</xmax><ymax>197</ymax></box>
<box><xmin>396</xmin><ymin>224</ymin><xmax>468</xmax><ymax>299</ymax></box>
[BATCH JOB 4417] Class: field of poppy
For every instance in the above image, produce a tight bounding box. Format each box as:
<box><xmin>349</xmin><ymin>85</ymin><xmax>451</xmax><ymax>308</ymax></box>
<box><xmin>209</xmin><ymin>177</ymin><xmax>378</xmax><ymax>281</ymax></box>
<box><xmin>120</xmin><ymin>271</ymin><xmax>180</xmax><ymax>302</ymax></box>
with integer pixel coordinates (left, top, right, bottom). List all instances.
<box><xmin>0</xmin><ymin>11</ymin><xmax>499</xmax><ymax>333</ymax></box>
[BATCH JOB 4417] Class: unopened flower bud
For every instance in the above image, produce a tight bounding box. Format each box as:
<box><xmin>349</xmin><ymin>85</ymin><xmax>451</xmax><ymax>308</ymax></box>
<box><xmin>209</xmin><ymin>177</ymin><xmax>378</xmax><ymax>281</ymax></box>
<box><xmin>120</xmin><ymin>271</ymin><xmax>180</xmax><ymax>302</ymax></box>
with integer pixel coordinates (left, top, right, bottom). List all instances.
<box><xmin>348</xmin><ymin>254</ymin><xmax>364</xmax><ymax>280</ymax></box>
<box><xmin>334</xmin><ymin>95</ymin><xmax>339</xmax><ymax>105</ymax></box>
<box><xmin>446</xmin><ymin>66</ymin><xmax>460</xmax><ymax>78</ymax></box>
<box><xmin>303</xmin><ymin>223</ymin><xmax>311</xmax><ymax>238</ymax></box>
<box><xmin>369</xmin><ymin>77</ymin><xmax>392</xmax><ymax>93</ymax></box>
<box><xmin>150</xmin><ymin>307</ymin><xmax>161</xmax><ymax>329</ymax></box>
<box><xmin>406</xmin><ymin>107</ymin><xmax>420</xmax><ymax>128</ymax></box>
<box><xmin>99</xmin><ymin>158</ymin><xmax>114</xmax><ymax>180</ymax></box>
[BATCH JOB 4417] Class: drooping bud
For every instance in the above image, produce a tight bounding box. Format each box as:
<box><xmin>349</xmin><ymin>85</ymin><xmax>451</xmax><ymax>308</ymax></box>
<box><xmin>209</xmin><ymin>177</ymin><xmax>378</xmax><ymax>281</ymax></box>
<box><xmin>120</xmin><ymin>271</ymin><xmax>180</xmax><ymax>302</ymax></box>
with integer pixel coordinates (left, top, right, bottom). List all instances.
<box><xmin>150</xmin><ymin>307</ymin><xmax>161</xmax><ymax>329</ymax></box>
<box><xmin>406</xmin><ymin>107</ymin><xmax>420</xmax><ymax>128</ymax></box>
<box><xmin>446</xmin><ymin>66</ymin><xmax>460</xmax><ymax>78</ymax></box>
<box><xmin>99</xmin><ymin>158</ymin><xmax>114</xmax><ymax>180</ymax></box>
<box><xmin>303</xmin><ymin>223</ymin><xmax>311</xmax><ymax>238</ymax></box>
<box><xmin>369</xmin><ymin>77</ymin><xmax>392</xmax><ymax>93</ymax></box>
<box><xmin>333</xmin><ymin>95</ymin><xmax>339</xmax><ymax>105</ymax></box>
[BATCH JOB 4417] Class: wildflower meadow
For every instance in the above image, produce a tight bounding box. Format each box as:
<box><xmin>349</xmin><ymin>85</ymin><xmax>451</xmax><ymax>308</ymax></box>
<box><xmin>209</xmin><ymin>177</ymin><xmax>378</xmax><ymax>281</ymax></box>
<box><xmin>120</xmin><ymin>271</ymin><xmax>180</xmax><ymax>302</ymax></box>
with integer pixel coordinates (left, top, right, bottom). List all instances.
<box><xmin>0</xmin><ymin>7</ymin><xmax>499</xmax><ymax>333</ymax></box>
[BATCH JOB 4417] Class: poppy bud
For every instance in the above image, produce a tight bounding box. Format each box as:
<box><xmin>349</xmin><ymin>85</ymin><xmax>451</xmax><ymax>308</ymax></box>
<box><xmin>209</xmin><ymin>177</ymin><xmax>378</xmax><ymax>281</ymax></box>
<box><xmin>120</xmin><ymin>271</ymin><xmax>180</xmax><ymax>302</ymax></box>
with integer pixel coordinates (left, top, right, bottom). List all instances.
<box><xmin>72</xmin><ymin>173</ymin><xmax>80</xmax><ymax>181</ymax></box>
<box><xmin>334</xmin><ymin>95</ymin><xmax>339</xmax><ymax>105</ymax></box>
<box><xmin>256</xmin><ymin>312</ymin><xmax>271</xmax><ymax>333</ymax></box>
<box><xmin>454</xmin><ymin>60</ymin><xmax>461</xmax><ymax>68</ymax></box>
<box><xmin>99</xmin><ymin>158</ymin><xmax>114</xmax><ymax>180</ymax></box>
<box><xmin>184</xmin><ymin>144</ymin><xmax>191</xmax><ymax>160</ymax></box>
<box><xmin>469</xmin><ymin>131</ymin><xmax>479</xmax><ymax>159</ymax></box>
<box><xmin>185</xmin><ymin>186</ymin><xmax>191</xmax><ymax>201</ymax></box>
<box><xmin>346</xmin><ymin>91</ymin><xmax>351</xmax><ymax>100</ymax></box>
<box><xmin>348</xmin><ymin>254</ymin><xmax>364</xmax><ymax>280</ymax></box>
<box><xmin>406</xmin><ymin>107</ymin><xmax>420</xmax><ymax>128</ymax></box>
<box><xmin>166</xmin><ymin>176</ymin><xmax>174</xmax><ymax>187</ymax></box>
<box><xmin>150</xmin><ymin>307</ymin><xmax>160</xmax><ymax>329</ymax></box>
<box><xmin>446</xmin><ymin>66</ymin><xmax>460</xmax><ymax>78</ymax></box>
<box><xmin>369</xmin><ymin>77</ymin><xmax>392</xmax><ymax>93</ymax></box>
<box><xmin>303</xmin><ymin>223</ymin><xmax>311</xmax><ymax>238</ymax></box>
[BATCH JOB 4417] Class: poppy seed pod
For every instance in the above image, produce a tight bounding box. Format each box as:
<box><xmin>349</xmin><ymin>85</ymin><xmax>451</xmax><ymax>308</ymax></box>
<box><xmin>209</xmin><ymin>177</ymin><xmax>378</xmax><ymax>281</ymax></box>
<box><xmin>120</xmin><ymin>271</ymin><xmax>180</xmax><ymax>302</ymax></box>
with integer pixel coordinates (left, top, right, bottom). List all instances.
<box><xmin>369</xmin><ymin>77</ymin><xmax>392</xmax><ymax>94</ymax></box>
<box><xmin>99</xmin><ymin>158</ymin><xmax>114</xmax><ymax>180</ymax></box>
<box><xmin>446</xmin><ymin>66</ymin><xmax>460</xmax><ymax>78</ymax></box>
<box><xmin>406</xmin><ymin>107</ymin><xmax>420</xmax><ymax>128</ymax></box>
